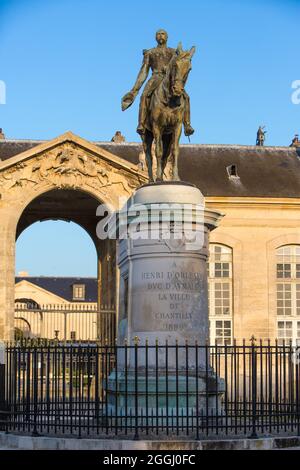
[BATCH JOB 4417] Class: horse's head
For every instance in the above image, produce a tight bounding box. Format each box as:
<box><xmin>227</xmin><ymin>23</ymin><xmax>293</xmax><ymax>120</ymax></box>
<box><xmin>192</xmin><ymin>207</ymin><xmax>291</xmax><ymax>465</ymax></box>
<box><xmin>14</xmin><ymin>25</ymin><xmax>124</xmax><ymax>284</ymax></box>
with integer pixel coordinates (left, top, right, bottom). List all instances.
<box><xmin>170</xmin><ymin>43</ymin><xmax>196</xmax><ymax>97</ymax></box>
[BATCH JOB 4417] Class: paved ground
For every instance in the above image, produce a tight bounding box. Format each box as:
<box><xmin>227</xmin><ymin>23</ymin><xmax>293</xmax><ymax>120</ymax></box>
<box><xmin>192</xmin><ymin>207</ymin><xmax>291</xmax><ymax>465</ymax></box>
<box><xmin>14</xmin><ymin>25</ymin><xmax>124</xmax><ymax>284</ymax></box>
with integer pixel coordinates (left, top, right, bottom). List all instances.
<box><xmin>276</xmin><ymin>447</ymin><xmax>300</xmax><ymax>450</ymax></box>
<box><xmin>0</xmin><ymin>447</ymin><xmax>21</xmax><ymax>450</ymax></box>
<box><xmin>0</xmin><ymin>446</ymin><xmax>300</xmax><ymax>451</ymax></box>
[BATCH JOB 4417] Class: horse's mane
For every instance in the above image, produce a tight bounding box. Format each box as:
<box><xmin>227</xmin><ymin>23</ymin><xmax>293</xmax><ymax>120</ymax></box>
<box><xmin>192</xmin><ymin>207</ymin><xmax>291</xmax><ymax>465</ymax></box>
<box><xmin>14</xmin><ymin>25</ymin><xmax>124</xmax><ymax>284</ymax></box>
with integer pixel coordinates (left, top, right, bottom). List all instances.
<box><xmin>163</xmin><ymin>50</ymin><xmax>191</xmax><ymax>83</ymax></box>
<box><xmin>157</xmin><ymin>50</ymin><xmax>190</xmax><ymax>102</ymax></box>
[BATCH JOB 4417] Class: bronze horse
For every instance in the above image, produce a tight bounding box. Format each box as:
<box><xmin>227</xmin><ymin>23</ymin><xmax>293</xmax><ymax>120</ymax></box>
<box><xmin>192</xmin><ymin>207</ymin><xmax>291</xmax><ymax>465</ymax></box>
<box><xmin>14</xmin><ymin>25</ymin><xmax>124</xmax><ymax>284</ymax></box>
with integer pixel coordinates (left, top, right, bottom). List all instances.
<box><xmin>142</xmin><ymin>43</ymin><xmax>195</xmax><ymax>182</ymax></box>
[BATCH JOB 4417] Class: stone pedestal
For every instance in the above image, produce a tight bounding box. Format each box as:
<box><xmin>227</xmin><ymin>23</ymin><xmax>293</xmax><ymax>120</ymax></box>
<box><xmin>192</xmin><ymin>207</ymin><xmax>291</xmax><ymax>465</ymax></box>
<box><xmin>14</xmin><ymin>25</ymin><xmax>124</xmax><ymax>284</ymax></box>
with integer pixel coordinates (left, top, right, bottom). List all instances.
<box><xmin>106</xmin><ymin>182</ymin><xmax>225</xmax><ymax>424</ymax></box>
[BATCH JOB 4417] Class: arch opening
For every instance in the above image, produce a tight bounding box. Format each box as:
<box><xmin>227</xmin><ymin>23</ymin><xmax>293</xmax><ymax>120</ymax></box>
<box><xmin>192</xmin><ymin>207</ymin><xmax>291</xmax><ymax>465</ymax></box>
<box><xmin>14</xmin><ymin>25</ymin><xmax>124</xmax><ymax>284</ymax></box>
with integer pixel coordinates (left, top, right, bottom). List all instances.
<box><xmin>16</xmin><ymin>188</ymin><xmax>107</xmax><ymax>243</ymax></box>
<box><xmin>14</xmin><ymin>188</ymin><xmax>117</xmax><ymax>342</ymax></box>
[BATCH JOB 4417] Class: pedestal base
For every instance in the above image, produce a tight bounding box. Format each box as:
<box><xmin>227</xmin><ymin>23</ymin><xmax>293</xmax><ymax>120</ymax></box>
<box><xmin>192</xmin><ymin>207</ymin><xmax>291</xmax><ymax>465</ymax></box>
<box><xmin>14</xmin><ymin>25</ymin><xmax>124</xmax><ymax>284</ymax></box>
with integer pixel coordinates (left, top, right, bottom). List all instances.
<box><xmin>105</xmin><ymin>370</ymin><xmax>225</xmax><ymax>427</ymax></box>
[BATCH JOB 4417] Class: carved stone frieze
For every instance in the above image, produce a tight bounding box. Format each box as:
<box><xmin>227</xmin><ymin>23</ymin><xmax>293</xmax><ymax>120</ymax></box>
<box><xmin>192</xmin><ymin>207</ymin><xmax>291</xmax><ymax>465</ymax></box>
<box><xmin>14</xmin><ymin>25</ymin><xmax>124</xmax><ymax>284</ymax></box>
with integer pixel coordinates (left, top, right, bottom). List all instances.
<box><xmin>0</xmin><ymin>142</ymin><xmax>139</xmax><ymax>200</ymax></box>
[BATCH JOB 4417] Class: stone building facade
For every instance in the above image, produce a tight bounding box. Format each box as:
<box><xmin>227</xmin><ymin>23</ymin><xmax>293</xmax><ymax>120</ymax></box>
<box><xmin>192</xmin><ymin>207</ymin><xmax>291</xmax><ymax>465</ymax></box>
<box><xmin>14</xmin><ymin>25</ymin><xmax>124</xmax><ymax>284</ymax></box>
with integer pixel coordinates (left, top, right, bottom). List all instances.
<box><xmin>1</xmin><ymin>131</ymin><xmax>300</xmax><ymax>344</ymax></box>
<box><xmin>14</xmin><ymin>276</ymin><xmax>99</xmax><ymax>340</ymax></box>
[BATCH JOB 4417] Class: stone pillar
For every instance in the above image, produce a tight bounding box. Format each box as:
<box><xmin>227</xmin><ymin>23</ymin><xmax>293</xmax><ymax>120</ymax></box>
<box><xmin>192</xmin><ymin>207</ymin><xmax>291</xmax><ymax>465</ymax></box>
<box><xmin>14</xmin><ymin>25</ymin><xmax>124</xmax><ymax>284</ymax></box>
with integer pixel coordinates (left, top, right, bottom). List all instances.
<box><xmin>96</xmin><ymin>249</ymin><xmax>102</xmax><ymax>341</ymax></box>
<box><xmin>0</xmin><ymin>342</ymin><xmax>6</xmax><ymax>429</ymax></box>
<box><xmin>97</xmin><ymin>239</ymin><xmax>117</xmax><ymax>343</ymax></box>
<box><xmin>106</xmin><ymin>183</ymin><xmax>224</xmax><ymax>421</ymax></box>
<box><xmin>0</xmin><ymin>219</ymin><xmax>15</xmax><ymax>341</ymax></box>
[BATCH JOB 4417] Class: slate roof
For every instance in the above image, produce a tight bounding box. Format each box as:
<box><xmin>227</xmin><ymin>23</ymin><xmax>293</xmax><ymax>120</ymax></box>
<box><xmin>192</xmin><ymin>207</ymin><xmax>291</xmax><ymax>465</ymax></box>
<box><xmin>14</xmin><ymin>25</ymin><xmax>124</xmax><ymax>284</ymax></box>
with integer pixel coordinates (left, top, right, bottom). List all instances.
<box><xmin>0</xmin><ymin>139</ymin><xmax>44</xmax><ymax>160</ymax></box>
<box><xmin>15</xmin><ymin>276</ymin><xmax>98</xmax><ymax>302</ymax></box>
<box><xmin>1</xmin><ymin>138</ymin><xmax>300</xmax><ymax>198</ymax></box>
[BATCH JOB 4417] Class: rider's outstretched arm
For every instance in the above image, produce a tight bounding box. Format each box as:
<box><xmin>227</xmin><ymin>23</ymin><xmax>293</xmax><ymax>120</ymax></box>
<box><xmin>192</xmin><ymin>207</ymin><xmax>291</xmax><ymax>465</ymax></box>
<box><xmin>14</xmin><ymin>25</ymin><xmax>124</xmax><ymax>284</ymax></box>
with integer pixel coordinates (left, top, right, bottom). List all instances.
<box><xmin>122</xmin><ymin>50</ymin><xmax>150</xmax><ymax>111</ymax></box>
<box><xmin>131</xmin><ymin>50</ymin><xmax>150</xmax><ymax>95</ymax></box>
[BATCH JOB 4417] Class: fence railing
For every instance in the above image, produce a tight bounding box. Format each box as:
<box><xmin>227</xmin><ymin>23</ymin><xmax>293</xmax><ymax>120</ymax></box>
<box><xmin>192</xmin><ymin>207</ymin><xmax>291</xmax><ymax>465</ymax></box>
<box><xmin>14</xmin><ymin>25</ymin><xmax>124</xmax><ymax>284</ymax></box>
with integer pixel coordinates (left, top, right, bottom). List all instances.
<box><xmin>14</xmin><ymin>303</ymin><xmax>116</xmax><ymax>343</ymax></box>
<box><xmin>1</xmin><ymin>340</ymin><xmax>300</xmax><ymax>439</ymax></box>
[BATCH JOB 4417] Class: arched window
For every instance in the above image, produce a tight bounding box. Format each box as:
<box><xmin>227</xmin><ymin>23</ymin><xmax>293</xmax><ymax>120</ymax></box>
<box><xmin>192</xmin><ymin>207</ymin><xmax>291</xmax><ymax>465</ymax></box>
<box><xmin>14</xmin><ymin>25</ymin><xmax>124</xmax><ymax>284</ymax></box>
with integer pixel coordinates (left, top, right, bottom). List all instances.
<box><xmin>208</xmin><ymin>244</ymin><xmax>233</xmax><ymax>345</ymax></box>
<box><xmin>276</xmin><ymin>245</ymin><xmax>300</xmax><ymax>344</ymax></box>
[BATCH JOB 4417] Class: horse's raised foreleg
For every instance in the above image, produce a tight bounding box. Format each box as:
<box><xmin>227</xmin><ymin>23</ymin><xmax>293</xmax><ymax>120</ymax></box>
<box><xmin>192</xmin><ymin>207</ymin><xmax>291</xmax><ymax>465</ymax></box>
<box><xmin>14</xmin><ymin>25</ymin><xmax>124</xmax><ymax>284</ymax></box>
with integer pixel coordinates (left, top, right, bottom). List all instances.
<box><xmin>153</xmin><ymin>127</ymin><xmax>163</xmax><ymax>181</ymax></box>
<box><xmin>171</xmin><ymin>124</ymin><xmax>182</xmax><ymax>181</ymax></box>
<box><xmin>142</xmin><ymin>130</ymin><xmax>154</xmax><ymax>182</ymax></box>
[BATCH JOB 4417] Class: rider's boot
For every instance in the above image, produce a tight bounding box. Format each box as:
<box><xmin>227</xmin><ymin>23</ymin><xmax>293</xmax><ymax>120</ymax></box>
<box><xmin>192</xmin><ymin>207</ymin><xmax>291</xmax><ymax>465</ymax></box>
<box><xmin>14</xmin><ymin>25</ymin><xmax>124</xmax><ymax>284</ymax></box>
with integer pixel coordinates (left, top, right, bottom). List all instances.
<box><xmin>137</xmin><ymin>96</ymin><xmax>147</xmax><ymax>136</ymax></box>
<box><xmin>136</xmin><ymin>124</ymin><xmax>146</xmax><ymax>136</ymax></box>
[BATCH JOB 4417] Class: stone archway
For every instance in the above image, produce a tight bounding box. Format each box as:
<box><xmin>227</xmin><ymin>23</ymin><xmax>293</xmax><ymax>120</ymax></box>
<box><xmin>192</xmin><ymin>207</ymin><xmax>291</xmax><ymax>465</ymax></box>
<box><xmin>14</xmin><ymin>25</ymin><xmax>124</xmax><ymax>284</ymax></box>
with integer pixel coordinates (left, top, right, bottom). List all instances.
<box><xmin>0</xmin><ymin>132</ymin><xmax>146</xmax><ymax>340</ymax></box>
<box><xmin>16</xmin><ymin>188</ymin><xmax>114</xmax><ymax>341</ymax></box>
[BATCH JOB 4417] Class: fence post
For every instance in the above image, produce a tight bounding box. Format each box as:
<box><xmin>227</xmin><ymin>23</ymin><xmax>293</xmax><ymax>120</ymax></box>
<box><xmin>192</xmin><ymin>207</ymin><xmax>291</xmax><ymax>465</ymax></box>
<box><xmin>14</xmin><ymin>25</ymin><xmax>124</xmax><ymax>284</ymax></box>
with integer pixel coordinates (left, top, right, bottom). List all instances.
<box><xmin>249</xmin><ymin>335</ymin><xmax>258</xmax><ymax>438</ymax></box>
<box><xmin>296</xmin><ymin>355</ymin><xmax>300</xmax><ymax>436</ymax></box>
<box><xmin>134</xmin><ymin>336</ymin><xmax>139</xmax><ymax>440</ymax></box>
<box><xmin>0</xmin><ymin>341</ymin><xmax>6</xmax><ymax>431</ymax></box>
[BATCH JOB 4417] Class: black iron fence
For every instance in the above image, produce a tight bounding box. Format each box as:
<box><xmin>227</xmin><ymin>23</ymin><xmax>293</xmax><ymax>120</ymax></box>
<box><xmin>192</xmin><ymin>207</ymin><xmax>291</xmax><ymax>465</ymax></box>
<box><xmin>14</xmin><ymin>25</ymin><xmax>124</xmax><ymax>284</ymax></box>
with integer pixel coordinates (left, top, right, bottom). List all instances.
<box><xmin>1</xmin><ymin>340</ymin><xmax>300</xmax><ymax>439</ymax></box>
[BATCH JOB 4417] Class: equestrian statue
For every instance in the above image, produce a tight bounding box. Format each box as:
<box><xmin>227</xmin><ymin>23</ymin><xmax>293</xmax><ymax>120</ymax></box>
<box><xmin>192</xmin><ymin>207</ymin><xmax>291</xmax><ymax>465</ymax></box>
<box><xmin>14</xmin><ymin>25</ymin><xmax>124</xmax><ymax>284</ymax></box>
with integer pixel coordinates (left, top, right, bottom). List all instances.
<box><xmin>121</xmin><ymin>29</ymin><xmax>196</xmax><ymax>182</ymax></box>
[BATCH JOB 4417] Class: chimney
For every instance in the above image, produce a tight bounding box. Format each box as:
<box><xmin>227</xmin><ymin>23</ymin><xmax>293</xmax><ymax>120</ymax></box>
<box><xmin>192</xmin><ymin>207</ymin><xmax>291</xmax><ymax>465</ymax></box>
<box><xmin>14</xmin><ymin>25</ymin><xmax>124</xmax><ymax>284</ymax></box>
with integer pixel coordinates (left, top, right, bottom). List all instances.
<box><xmin>111</xmin><ymin>131</ymin><xmax>125</xmax><ymax>143</ymax></box>
<box><xmin>18</xmin><ymin>271</ymin><xmax>29</xmax><ymax>277</ymax></box>
<box><xmin>0</xmin><ymin>128</ymin><xmax>5</xmax><ymax>140</ymax></box>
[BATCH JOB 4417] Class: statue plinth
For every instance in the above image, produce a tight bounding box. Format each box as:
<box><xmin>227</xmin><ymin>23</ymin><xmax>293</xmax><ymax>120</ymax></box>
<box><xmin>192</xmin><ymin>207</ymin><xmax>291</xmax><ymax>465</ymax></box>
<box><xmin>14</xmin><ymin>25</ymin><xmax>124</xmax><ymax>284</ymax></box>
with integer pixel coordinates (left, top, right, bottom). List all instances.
<box><xmin>116</xmin><ymin>183</ymin><xmax>222</xmax><ymax>353</ymax></box>
<box><xmin>105</xmin><ymin>183</ymin><xmax>225</xmax><ymax>425</ymax></box>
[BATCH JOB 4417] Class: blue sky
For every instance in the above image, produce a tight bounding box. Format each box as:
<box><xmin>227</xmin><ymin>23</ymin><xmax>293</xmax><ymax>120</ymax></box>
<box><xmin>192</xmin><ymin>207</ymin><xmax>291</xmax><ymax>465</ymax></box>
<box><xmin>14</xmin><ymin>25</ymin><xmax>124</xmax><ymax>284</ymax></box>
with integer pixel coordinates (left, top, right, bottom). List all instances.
<box><xmin>0</xmin><ymin>0</ymin><xmax>299</xmax><ymax>276</ymax></box>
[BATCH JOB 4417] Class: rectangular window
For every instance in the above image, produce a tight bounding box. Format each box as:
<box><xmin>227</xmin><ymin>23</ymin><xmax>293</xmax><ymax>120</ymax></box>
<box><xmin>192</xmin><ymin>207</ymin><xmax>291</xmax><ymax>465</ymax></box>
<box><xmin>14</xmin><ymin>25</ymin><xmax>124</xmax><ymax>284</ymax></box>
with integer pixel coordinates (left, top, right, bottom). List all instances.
<box><xmin>214</xmin><ymin>282</ymin><xmax>230</xmax><ymax>315</ymax></box>
<box><xmin>296</xmin><ymin>285</ymin><xmax>300</xmax><ymax>315</ymax></box>
<box><xmin>277</xmin><ymin>284</ymin><xmax>292</xmax><ymax>316</ymax></box>
<box><xmin>278</xmin><ymin>321</ymin><xmax>293</xmax><ymax>344</ymax></box>
<box><xmin>277</xmin><ymin>320</ymin><xmax>300</xmax><ymax>345</ymax></box>
<box><xmin>208</xmin><ymin>244</ymin><xmax>233</xmax><ymax>344</ymax></box>
<box><xmin>215</xmin><ymin>320</ymin><xmax>232</xmax><ymax>345</ymax></box>
<box><xmin>73</xmin><ymin>284</ymin><xmax>85</xmax><ymax>301</ymax></box>
<box><xmin>214</xmin><ymin>262</ymin><xmax>230</xmax><ymax>278</ymax></box>
<box><xmin>277</xmin><ymin>246</ymin><xmax>300</xmax><ymax>343</ymax></box>
<box><xmin>277</xmin><ymin>263</ymin><xmax>291</xmax><ymax>279</ymax></box>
